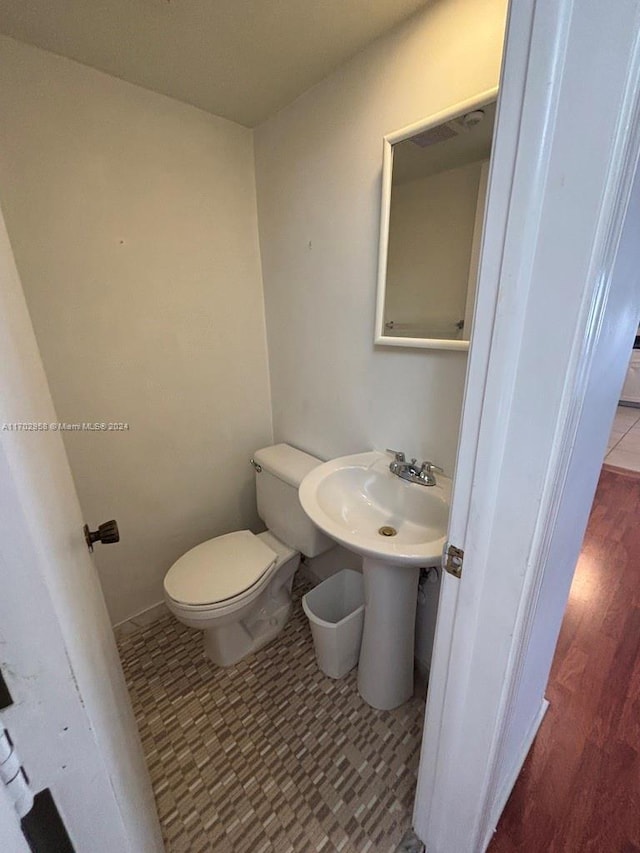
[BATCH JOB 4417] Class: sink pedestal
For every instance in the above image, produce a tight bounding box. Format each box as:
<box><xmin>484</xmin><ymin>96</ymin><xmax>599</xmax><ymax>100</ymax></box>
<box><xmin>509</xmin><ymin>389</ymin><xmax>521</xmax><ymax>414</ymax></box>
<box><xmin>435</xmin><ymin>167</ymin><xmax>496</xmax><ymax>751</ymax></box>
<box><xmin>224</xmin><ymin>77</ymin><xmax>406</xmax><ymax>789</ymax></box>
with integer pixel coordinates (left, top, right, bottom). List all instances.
<box><xmin>357</xmin><ymin>558</ymin><xmax>420</xmax><ymax>710</ymax></box>
<box><xmin>298</xmin><ymin>449</ymin><xmax>450</xmax><ymax>710</ymax></box>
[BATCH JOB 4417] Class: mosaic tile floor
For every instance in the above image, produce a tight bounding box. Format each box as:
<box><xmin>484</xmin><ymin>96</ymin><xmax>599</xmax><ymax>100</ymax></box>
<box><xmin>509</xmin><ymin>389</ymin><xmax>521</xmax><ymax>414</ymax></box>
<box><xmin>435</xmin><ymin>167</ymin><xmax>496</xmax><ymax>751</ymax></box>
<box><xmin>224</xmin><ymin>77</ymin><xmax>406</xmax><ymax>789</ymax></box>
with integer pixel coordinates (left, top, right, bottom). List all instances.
<box><xmin>117</xmin><ymin>581</ymin><xmax>425</xmax><ymax>852</ymax></box>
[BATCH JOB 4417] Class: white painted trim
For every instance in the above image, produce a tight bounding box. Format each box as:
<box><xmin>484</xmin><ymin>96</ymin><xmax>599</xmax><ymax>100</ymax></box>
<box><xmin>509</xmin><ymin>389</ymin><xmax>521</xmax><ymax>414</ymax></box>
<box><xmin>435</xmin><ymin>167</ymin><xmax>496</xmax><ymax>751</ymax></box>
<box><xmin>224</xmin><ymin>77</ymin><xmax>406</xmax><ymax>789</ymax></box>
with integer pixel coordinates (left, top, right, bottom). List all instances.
<box><xmin>113</xmin><ymin>601</ymin><xmax>168</xmax><ymax>639</ymax></box>
<box><xmin>482</xmin><ymin>698</ymin><xmax>549</xmax><ymax>851</ymax></box>
<box><xmin>373</xmin><ymin>87</ymin><xmax>499</xmax><ymax>351</ymax></box>
<box><xmin>413</xmin><ymin>0</ymin><xmax>541</xmax><ymax>837</ymax></box>
<box><xmin>463</xmin><ymin>160</ymin><xmax>490</xmax><ymax>339</ymax></box>
<box><xmin>374</xmin><ymin>334</ymin><xmax>470</xmax><ymax>351</ymax></box>
<box><xmin>480</xmin><ymin>16</ymin><xmax>640</xmax><ymax>841</ymax></box>
<box><xmin>383</xmin><ymin>88</ymin><xmax>500</xmax><ymax>149</ymax></box>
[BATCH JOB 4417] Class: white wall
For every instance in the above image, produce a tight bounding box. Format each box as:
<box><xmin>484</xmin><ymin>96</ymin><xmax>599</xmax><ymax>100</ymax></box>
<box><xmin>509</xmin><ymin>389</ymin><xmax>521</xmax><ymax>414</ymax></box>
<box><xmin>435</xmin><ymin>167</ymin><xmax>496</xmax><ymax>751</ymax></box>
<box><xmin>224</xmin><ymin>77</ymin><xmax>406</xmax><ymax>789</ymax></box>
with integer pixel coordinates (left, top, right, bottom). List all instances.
<box><xmin>0</xmin><ymin>36</ymin><xmax>273</xmax><ymax>624</ymax></box>
<box><xmin>254</xmin><ymin>0</ymin><xmax>508</xmax><ymax>473</ymax></box>
<box><xmin>385</xmin><ymin>161</ymin><xmax>483</xmax><ymax>336</ymax></box>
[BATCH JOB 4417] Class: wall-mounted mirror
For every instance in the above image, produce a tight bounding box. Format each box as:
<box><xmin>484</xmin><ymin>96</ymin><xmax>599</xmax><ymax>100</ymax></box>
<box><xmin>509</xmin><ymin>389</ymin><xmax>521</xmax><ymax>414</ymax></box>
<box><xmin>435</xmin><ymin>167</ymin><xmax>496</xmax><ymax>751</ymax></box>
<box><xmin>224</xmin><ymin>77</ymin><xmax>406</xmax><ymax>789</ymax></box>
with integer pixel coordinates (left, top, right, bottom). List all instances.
<box><xmin>374</xmin><ymin>89</ymin><xmax>498</xmax><ymax>350</ymax></box>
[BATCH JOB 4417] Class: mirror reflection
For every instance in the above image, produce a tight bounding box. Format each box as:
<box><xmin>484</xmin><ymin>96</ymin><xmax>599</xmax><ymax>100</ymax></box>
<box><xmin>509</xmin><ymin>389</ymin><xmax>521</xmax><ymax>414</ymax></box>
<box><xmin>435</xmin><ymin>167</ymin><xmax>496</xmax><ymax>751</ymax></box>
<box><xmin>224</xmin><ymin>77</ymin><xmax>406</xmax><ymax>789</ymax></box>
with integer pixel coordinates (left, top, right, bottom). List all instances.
<box><xmin>376</xmin><ymin>98</ymin><xmax>496</xmax><ymax>349</ymax></box>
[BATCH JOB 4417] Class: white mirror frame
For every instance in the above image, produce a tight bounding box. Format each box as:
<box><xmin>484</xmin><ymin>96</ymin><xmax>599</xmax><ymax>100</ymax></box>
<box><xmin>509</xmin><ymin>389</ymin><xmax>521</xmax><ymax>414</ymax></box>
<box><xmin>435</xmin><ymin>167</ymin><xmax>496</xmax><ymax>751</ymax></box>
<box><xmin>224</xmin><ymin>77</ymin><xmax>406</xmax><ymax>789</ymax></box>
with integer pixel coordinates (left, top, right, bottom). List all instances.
<box><xmin>374</xmin><ymin>86</ymin><xmax>499</xmax><ymax>351</ymax></box>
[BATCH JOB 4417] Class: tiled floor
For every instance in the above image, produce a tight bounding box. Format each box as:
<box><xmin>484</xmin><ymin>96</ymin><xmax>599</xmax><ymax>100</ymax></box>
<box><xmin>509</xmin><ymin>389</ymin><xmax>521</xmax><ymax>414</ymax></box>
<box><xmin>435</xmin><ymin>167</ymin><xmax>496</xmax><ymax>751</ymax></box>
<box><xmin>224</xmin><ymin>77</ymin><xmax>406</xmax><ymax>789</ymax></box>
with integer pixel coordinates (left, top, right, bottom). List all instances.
<box><xmin>604</xmin><ymin>404</ymin><xmax>640</xmax><ymax>471</ymax></box>
<box><xmin>118</xmin><ymin>582</ymin><xmax>425</xmax><ymax>853</ymax></box>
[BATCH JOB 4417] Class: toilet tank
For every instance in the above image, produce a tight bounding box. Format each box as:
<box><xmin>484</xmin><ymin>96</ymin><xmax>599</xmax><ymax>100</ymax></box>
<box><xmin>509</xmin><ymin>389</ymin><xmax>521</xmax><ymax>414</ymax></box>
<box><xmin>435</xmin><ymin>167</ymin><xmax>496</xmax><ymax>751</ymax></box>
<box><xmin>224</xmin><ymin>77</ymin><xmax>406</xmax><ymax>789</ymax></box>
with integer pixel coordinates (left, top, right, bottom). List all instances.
<box><xmin>252</xmin><ymin>444</ymin><xmax>334</xmax><ymax>557</ymax></box>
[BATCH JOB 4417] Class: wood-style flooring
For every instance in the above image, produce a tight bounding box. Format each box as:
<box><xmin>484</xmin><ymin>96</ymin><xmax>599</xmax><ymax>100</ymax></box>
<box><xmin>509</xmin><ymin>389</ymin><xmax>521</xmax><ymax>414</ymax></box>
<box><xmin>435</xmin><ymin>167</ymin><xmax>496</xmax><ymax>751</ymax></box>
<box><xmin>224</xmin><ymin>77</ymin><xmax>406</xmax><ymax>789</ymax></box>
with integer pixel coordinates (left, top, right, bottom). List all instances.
<box><xmin>489</xmin><ymin>467</ymin><xmax>640</xmax><ymax>852</ymax></box>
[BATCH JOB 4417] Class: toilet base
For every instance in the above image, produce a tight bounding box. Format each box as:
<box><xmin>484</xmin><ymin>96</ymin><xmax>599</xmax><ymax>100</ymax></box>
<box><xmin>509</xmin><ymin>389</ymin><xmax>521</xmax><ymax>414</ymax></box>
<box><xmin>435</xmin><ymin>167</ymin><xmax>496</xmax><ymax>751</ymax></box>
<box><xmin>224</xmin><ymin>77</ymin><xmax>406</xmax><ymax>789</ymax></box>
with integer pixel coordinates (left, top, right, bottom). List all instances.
<box><xmin>166</xmin><ymin>532</ymin><xmax>301</xmax><ymax>668</ymax></box>
<box><xmin>203</xmin><ymin>595</ymin><xmax>292</xmax><ymax>667</ymax></box>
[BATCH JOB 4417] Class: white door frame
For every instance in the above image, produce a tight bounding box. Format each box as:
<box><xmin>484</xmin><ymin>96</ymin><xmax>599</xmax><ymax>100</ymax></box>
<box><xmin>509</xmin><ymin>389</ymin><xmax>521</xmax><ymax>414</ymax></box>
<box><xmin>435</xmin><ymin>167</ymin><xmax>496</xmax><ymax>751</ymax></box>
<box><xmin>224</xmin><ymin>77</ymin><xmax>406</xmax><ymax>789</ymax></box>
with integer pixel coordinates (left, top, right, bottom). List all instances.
<box><xmin>414</xmin><ymin>0</ymin><xmax>640</xmax><ymax>850</ymax></box>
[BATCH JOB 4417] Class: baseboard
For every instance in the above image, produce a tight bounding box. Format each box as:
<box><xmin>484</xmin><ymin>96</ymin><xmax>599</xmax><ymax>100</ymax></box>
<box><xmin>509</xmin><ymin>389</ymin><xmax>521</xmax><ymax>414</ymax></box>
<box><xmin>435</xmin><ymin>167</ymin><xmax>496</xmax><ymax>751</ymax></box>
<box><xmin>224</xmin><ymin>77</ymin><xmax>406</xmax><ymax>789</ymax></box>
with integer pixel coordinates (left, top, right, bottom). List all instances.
<box><xmin>482</xmin><ymin>698</ymin><xmax>549</xmax><ymax>851</ymax></box>
<box><xmin>601</xmin><ymin>462</ymin><xmax>640</xmax><ymax>480</ymax></box>
<box><xmin>414</xmin><ymin>657</ymin><xmax>430</xmax><ymax>699</ymax></box>
<box><xmin>395</xmin><ymin>827</ymin><xmax>425</xmax><ymax>852</ymax></box>
<box><xmin>297</xmin><ymin>560</ymin><xmax>323</xmax><ymax>587</ymax></box>
<box><xmin>113</xmin><ymin>600</ymin><xmax>168</xmax><ymax>640</ymax></box>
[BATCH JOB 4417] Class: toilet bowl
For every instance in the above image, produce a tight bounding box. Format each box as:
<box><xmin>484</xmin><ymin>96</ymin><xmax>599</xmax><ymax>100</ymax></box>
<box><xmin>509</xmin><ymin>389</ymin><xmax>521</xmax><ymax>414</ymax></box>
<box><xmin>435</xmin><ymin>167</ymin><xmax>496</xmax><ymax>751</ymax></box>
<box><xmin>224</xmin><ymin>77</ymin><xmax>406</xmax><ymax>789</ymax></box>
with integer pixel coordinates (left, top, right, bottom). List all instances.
<box><xmin>165</xmin><ymin>529</ymin><xmax>300</xmax><ymax>666</ymax></box>
<box><xmin>163</xmin><ymin>444</ymin><xmax>333</xmax><ymax>667</ymax></box>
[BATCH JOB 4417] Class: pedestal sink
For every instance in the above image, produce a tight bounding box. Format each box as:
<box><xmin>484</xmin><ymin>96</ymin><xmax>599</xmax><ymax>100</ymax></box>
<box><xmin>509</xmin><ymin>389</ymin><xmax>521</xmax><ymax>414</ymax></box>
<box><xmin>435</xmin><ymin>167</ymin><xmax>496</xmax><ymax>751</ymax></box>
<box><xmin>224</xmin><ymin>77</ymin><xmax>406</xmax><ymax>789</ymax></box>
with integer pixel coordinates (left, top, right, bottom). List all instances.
<box><xmin>299</xmin><ymin>450</ymin><xmax>451</xmax><ymax>710</ymax></box>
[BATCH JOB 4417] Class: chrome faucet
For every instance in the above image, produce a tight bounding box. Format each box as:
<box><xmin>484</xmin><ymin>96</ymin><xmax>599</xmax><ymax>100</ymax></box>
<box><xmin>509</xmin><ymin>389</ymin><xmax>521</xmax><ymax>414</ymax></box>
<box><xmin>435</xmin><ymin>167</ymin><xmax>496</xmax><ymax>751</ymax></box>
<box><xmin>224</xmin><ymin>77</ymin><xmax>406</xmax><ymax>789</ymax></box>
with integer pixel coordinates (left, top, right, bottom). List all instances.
<box><xmin>386</xmin><ymin>449</ymin><xmax>443</xmax><ymax>487</ymax></box>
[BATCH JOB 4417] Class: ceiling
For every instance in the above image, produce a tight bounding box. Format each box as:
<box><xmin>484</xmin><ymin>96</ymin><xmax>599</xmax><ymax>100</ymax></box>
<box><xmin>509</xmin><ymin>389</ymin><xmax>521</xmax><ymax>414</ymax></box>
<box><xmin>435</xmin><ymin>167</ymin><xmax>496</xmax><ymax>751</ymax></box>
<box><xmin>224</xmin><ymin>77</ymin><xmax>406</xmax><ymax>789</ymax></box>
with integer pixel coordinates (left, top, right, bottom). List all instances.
<box><xmin>393</xmin><ymin>101</ymin><xmax>497</xmax><ymax>185</ymax></box>
<box><xmin>0</xmin><ymin>0</ymin><xmax>428</xmax><ymax>127</ymax></box>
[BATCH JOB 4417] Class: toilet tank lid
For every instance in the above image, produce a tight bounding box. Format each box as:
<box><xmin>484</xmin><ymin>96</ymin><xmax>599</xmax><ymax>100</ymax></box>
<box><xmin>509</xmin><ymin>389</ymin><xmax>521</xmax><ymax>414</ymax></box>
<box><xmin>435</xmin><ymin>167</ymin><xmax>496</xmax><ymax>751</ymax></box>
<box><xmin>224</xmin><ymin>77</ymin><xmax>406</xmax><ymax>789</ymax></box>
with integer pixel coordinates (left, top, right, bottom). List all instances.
<box><xmin>253</xmin><ymin>443</ymin><xmax>324</xmax><ymax>488</ymax></box>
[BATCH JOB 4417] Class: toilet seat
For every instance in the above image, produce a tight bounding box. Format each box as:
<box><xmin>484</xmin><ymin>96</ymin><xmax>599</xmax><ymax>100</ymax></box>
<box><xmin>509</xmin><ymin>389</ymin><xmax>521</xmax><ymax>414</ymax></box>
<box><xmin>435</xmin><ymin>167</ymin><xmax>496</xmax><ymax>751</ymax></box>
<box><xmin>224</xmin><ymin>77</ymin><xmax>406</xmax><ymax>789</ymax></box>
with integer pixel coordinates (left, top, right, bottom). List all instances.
<box><xmin>164</xmin><ymin>530</ymin><xmax>277</xmax><ymax>607</ymax></box>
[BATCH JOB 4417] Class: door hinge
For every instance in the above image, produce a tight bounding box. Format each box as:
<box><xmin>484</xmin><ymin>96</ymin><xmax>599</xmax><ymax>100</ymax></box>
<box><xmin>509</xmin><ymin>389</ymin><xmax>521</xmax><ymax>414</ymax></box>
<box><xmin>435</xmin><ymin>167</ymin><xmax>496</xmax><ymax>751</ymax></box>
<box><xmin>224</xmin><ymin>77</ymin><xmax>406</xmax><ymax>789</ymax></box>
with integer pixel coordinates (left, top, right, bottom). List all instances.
<box><xmin>443</xmin><ymin>544</ymin><xmax>464</xmax><ymax>579</ymax></box>
<box><xmin>0</xmin><ymin>722</ymin><xmax>34</xmax><ymax>818</ymax></box>
<box><xmin>0</xmin><ymin>667</ymin><xmax>13</xmax><ymax>710</ymax></box>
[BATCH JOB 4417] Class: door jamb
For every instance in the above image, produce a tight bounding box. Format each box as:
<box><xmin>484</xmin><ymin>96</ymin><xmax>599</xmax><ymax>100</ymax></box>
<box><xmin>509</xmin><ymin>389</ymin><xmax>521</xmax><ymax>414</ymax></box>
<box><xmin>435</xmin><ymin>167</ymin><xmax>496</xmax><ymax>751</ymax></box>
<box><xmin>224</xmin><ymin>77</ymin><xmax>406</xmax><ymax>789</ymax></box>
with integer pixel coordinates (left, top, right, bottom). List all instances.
<box><xmin>413</xmin><ymin>0</ymin><xmax>640</xmax><ymax>848</ymax></box>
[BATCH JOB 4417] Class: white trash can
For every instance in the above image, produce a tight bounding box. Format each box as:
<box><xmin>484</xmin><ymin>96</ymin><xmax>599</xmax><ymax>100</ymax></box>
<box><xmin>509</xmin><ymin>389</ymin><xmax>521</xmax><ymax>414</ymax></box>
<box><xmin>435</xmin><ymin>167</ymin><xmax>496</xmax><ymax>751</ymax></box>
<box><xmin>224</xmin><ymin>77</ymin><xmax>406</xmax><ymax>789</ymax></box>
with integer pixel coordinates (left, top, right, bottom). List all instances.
<box><xmin>302</xmin><ymin>569</ymin><xmax>365</xmax><ymax>679</ymax></box>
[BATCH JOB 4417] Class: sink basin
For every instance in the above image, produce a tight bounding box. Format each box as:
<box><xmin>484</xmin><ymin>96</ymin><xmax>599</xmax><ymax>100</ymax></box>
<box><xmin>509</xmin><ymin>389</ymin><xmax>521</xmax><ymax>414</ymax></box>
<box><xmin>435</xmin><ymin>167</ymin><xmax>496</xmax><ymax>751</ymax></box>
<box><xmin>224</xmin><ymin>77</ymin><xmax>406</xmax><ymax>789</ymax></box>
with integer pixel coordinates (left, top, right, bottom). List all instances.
<box><xmin>298</xmin><ymin>450</ymin><xmax>451</xmax><ymax>566</ymax></box>
<box><xmin>299</xmin><ymin>450</ymin><xmax>452</xmax><ymax>711</ymax></box>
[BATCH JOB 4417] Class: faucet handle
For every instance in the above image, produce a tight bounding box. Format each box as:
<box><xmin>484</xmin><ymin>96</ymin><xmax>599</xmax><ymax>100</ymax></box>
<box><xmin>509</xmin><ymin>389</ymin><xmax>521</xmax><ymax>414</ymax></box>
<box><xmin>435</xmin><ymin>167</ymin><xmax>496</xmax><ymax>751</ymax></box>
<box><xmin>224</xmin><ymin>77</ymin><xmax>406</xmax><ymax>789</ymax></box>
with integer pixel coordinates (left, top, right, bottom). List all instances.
<box><xmin>421</xmin><ymin>460</ymin><xmax>443</xmax><ymax>473</ymax></box>
<box><xmin>386</xmin><ymin>448</ymin><xmax>405</xmax><ymax>462</ymax></box>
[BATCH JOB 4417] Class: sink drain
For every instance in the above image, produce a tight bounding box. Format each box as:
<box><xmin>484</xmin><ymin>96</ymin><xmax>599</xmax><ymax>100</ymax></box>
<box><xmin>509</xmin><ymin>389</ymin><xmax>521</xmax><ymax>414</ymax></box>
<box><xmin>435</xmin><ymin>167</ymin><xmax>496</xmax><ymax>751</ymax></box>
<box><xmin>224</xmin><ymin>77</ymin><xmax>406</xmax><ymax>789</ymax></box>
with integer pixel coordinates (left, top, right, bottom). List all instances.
<box><xmin>378</xmin><ymin>525</ymin><xmax>397</xmax><ymax>537</ymax></box>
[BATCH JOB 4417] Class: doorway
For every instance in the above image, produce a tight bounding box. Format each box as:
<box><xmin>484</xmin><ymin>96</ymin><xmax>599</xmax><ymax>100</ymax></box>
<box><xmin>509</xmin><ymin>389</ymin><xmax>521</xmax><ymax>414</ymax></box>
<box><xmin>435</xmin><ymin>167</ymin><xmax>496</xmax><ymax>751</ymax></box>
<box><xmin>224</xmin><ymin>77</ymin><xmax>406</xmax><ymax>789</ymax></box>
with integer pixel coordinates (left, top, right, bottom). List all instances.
<box><xmin>490</xmin><ymin>358</ymin><xmax>640</xmax><ymax>849</ymax></box>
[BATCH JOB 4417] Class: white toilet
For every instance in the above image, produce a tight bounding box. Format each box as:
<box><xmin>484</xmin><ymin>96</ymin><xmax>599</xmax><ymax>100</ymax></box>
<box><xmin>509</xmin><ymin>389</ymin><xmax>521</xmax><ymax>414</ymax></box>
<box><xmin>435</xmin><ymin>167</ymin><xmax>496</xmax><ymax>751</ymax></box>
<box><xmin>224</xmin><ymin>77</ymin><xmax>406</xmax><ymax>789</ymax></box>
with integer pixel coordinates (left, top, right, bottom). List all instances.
<box><xmin>163</xmin><ymin>443</ymin><xmax>333</xmax><ymax>666</ymax></box>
